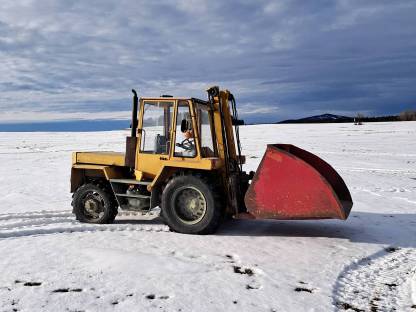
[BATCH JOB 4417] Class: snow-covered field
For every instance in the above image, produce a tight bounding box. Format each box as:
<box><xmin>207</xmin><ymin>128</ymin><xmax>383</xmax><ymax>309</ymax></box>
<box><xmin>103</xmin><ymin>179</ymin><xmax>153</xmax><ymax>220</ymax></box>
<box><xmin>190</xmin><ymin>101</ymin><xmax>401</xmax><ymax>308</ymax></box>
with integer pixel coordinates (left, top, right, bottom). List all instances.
<box><xmin>0</xmin><ymin>122</ymin><xmax>415</xmax><ymax>312</ymax></box>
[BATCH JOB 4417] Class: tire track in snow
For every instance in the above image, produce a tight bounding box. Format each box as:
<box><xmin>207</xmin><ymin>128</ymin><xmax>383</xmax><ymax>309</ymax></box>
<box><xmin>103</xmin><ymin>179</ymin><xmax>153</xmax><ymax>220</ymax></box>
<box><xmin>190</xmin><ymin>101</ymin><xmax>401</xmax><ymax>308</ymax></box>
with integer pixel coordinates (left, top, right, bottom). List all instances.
<box><xmin>0</xmin><ymin>223</ymin><xmax>169</xmax><ymax>239</ymax></box>
<box><xmin>333</xmin><ymin>247</ymin><xmax>416</xmax><ymax>311</ymax></box>
<box><xmin>0</xmin><ymin>216</ymin><xmax>76</xmax><ymax>230</ymax></box>
<box><xmin>0</xmin><ymin>210</ymin><xmax>73</xmax><ymax>221</ymax></box>
<box><xmin>0</xmin><ymin>210</ymin><xmax>169</xmax><ymax>239</ymax></box>
<box><xmin>337</xmin><ymin>167</ymin><xmax>416</xmax><ymax>174</ymax></box>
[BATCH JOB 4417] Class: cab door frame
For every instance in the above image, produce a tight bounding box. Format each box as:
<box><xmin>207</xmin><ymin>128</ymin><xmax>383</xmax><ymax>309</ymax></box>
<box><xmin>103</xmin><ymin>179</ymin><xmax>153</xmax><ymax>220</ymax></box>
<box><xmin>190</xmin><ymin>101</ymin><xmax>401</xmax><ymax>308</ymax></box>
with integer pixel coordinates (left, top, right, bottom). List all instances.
<box><xmin>135</xmin><ymin>98</ymin><xmax>175</xmax><ymax>180</ymax></box>
<box><xmin>171</xmin><ymin>99</ymin><xmax>202</xmax><ymax>161</ymax></box>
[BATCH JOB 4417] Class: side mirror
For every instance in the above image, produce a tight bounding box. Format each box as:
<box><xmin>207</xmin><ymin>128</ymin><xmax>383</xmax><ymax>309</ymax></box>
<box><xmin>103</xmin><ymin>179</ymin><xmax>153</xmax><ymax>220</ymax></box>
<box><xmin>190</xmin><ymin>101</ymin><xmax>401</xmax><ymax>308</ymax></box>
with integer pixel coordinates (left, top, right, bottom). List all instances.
<box><xmin>181</xmin><ymin>119</ymin><xmax>189</xmax><ymax>133</ymax></box>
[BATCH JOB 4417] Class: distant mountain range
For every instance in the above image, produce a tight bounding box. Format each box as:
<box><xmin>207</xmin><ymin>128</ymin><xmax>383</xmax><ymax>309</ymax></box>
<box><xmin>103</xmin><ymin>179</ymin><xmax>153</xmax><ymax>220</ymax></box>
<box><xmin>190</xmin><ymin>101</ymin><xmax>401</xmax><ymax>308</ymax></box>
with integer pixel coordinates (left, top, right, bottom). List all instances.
<box><xmin>278</xmin><ymin>113</ymin><xmax>399</xmax><ymax>124</ymax></box>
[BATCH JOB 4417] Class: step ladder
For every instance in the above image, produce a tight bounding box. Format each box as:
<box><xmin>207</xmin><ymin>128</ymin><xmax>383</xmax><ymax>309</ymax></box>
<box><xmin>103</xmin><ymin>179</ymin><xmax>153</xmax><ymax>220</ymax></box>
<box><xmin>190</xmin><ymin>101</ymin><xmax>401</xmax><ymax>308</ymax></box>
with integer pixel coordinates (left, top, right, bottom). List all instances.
<box><xmin>109</xmin><ymin>179</ymin><xmax>152</xmax><ymax>211</ymax></box>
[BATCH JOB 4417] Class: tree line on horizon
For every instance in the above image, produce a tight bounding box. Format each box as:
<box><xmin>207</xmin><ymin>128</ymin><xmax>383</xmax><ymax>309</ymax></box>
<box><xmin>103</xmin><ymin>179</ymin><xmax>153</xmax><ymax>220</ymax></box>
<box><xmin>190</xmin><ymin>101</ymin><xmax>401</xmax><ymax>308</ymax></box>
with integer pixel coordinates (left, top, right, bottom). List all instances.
<box><xmin>278</xmin><ymin>110</ymin><xmax>416</xmax><ymax>124</ymax></box>
<box><xmin>356</xmin><ymin>110</ymin><xmax>416</xmax><ymax>122</ymax></box>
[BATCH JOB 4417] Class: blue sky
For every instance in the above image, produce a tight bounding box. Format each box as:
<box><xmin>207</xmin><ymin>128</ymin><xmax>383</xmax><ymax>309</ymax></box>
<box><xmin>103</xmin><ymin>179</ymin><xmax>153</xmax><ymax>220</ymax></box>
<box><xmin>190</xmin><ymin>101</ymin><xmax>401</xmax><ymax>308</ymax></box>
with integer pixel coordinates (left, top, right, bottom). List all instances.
<box><xmin>0</xmin><ymin>0</ymin><xmax>415</xmax><ymax>124</ymax></box>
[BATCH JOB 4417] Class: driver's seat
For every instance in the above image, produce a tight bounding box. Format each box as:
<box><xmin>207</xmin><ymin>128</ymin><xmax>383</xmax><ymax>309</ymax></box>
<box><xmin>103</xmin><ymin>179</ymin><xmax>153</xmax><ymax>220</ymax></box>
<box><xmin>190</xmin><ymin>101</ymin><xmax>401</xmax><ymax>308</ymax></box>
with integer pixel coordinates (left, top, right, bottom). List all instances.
<box><xmin>155</xmin><ymin>135</ymin><xmax>168</xmax><ymax>154</ymax></box>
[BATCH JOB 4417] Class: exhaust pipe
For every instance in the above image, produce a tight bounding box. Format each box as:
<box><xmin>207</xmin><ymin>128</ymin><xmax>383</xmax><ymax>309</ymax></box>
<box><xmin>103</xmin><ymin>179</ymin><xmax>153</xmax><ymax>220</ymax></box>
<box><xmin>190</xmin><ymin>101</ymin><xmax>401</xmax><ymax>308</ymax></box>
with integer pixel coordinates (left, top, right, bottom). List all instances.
<box><xmin>131</xmin><ymin>89</ymin><xmax>138</xmax><ymax>137</ymax></box>
<box><xmin>125</xmin><ymin>89</ymin><xmax>138</xmax><ymax>168</ymax></box>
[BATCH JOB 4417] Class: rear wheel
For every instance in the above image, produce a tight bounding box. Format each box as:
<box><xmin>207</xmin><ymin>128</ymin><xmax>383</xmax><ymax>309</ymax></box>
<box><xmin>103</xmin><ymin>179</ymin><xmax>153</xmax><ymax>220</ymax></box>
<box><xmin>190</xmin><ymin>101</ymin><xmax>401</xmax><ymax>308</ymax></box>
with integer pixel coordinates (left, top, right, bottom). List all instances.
<box><xmin>161</xmin><ymin>174</ymin><xmax>223</xmax><ymax>234</ymax></box>
<box><xmin>72</xmin><ymin>183</ymin><xmax>117</xmax><ymax>224</ymax></box>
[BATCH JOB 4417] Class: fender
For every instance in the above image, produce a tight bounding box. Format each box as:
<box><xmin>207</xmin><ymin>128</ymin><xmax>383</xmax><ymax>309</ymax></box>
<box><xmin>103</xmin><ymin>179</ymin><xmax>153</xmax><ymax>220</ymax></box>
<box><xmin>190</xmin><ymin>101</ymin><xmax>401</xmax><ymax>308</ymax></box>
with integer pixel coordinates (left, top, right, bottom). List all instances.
<box><xmin>71</xmin><ymin>164</ymin><xmax>121</xmax><ymax>192</ymax></box>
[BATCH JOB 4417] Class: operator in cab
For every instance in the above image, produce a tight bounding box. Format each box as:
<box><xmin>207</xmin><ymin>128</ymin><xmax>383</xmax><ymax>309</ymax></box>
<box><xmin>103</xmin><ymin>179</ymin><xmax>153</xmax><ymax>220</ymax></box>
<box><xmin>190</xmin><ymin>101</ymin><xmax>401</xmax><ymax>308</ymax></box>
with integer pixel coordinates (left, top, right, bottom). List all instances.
<box><xmin>176</xmin><ymin>118</ymin><xmax>196</xmax><ymax>157</ymax></box>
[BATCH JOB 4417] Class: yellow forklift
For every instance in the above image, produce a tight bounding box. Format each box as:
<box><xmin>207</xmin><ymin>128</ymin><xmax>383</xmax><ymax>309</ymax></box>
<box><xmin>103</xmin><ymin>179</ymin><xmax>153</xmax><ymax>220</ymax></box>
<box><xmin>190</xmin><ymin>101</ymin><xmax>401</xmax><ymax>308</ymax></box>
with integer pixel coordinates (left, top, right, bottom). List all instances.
<box><xmin>71</xmin><ymin>87</ymin><xmax>352</xmax><ymax>234</ymax></box>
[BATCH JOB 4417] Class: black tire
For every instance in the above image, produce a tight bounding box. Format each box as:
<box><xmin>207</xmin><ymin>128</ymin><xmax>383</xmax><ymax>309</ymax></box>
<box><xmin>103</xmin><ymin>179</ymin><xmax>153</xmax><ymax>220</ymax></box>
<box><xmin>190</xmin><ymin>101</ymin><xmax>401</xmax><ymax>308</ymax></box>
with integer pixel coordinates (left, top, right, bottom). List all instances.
<box><xmin>161</xmin><ymin>174</ymin><xmax>223</xmax><ymax>234</ymax></box>
<box><xmin>72</xmin><ymin>183</ymin><xmax>118</xmax><ymax>224</ymax></box>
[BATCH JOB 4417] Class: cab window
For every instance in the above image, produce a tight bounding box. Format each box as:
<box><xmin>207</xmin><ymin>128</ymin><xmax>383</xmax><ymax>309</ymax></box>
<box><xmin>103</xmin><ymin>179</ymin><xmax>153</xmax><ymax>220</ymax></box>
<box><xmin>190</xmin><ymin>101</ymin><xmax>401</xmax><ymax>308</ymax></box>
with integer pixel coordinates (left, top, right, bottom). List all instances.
<box><xmin>140</xmin><ymin>101</ymin><xmax>173</xmax><ymax>154</ymax></box>
<box><xmin>174</xmin><ymin>101</ymin><xmax>196</xmax><ymax>157</ymax></box>
<box><xmin>196</xmin><ymin>103</ymin><xmax>216</xmax><ymax>157</ymax></box>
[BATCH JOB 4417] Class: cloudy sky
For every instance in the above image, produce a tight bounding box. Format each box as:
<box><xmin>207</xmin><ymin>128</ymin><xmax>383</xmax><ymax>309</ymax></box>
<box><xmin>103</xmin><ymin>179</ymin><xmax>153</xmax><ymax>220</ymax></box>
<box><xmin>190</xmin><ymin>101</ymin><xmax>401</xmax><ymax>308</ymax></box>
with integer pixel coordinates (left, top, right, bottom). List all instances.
<box><xmin>1</xmin><ymin>0</ymin><xmax>415</xmax><ymax>124</ymax></box>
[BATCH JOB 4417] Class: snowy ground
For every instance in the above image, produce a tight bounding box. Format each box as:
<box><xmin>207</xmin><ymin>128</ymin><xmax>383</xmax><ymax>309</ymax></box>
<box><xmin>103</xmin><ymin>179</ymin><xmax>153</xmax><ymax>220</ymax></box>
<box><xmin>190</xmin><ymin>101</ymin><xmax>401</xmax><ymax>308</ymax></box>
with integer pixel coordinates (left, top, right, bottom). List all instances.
<box><xmin>0</xmin><ymin>122</ymin><xmax>415</xmax><ymax>312</ymax></box>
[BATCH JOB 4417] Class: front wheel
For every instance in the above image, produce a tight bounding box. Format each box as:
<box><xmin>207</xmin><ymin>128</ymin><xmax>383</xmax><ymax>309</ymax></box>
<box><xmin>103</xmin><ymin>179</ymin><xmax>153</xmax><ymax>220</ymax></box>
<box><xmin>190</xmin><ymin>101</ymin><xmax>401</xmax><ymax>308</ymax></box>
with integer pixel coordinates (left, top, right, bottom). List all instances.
<box><xmin>72</xmin><ymin>183</ymin><xmax>117</xmax><ymax>224</ymax></box>
<box><xmin>161</xmin><ymin>175</ymin><xmax>223</xmax><ymax>234</ymax></box>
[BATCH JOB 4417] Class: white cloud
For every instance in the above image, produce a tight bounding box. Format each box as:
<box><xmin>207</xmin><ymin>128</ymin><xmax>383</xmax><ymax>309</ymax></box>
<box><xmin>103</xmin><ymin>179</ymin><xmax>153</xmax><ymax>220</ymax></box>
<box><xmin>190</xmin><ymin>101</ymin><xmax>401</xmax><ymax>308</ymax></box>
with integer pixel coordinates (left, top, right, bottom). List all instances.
<box><xmin>271</xmin><ymin>32</ymin><xmax>295</xmax><ymax>51</ymax></box>
<box><xmin>263</xmin><ymin>1</ymin><xmax>286</xmax><ymax>15</ymax></box>
<box><xmin>176</xmin><ymin>0</ymin><xmax>210</xmax><ymax>14</ymax></box>
<box><xmin>238</xmin><ymin>103</ymin><xmax>279</xmax><ymax>116</ymax></box>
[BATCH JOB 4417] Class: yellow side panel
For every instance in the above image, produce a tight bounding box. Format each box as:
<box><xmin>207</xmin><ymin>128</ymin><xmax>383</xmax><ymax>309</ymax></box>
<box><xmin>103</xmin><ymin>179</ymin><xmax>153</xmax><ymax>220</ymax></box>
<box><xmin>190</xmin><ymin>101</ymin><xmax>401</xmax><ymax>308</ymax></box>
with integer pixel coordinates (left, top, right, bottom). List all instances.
<box><xmin>167</xmin><ymin>157</ymin><xmax>223</xmax><ymax>170</ymax></box>
<box><xmin>136</xmin><ymin>153</ymin><xmax>164</xmax><ymax>178</ymax></box>
<box><xmin>75</xmin><ymin>152</ymin><xmax>125</xmax><ymax>167</ymax></box>
<box><xmin>146</xmin><ymin>158</ymin><xmax>224</xmax><ymax>191</ymax></box>
<box><xmin>135</xmin><ymin>155</ymin><xmax>223</xmax><ymax>180</ymax></box>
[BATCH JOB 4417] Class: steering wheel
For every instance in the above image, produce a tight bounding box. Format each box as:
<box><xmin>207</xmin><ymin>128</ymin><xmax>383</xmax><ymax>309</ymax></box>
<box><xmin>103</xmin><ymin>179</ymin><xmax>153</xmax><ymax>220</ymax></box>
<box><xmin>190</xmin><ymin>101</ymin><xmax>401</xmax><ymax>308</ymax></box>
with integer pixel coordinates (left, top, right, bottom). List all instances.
<box><xmin>176</xmin><ymin>138</ymin><xmax>194</xmax><ymax>151</ymax></box>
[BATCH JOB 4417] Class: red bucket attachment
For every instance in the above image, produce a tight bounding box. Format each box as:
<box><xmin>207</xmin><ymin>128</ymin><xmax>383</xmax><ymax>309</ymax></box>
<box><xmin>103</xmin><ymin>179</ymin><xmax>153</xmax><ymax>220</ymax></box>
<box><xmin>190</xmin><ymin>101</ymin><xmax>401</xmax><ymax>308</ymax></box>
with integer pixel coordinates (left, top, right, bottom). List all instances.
<box><xmin>244</xmin><ymin>144</ymin><xmax>352</xmax><ymax>220</ymax></box>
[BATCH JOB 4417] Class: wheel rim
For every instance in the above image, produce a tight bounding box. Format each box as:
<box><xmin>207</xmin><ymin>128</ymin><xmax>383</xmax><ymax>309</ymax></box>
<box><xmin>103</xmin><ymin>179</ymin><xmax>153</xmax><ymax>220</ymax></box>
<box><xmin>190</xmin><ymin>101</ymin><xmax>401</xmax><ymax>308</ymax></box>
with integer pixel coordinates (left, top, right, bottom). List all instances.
<box><xmin>172</xmin><ymin>186</ymin><xmax>207</xmax><ymax>225</ymax></box>
<box><xmin>81</xmin><ymin>191</ymin><xmax>105</xmax><ymax>221</ymax></box>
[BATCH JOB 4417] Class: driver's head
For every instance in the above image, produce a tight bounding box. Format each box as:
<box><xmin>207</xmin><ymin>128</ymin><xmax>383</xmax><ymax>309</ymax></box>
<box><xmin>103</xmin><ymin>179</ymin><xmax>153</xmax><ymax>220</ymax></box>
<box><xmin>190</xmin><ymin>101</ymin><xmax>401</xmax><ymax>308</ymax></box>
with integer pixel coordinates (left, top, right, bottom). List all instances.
<box><xmin>184</xmin><ymin>129</ymin><xmax>193</xmax><ymax>139</ymax></box>
<box><xmin>181</xmin><ymin>116</ymin><xmax>193</xmax><ymax>139</ymax></box>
